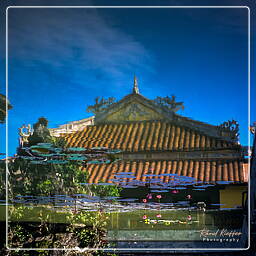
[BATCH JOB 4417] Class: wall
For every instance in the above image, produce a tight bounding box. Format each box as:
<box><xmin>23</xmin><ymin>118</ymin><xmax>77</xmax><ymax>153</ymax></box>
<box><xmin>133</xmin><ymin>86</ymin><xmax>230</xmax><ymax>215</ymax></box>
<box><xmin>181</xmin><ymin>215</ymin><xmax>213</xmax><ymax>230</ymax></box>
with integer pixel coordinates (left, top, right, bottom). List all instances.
<box><xmin>219</xmin><ymin>185</ymin><xmax>247</xmax><ymax>208</ymax></box>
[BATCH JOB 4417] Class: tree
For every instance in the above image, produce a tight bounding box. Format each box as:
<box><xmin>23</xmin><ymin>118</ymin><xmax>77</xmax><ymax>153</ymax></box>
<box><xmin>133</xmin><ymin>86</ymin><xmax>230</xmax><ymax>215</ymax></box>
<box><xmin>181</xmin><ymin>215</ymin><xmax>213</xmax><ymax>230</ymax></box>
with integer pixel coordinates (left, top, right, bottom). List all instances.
<box><xmin>6</xmin><ymin>116</ymin><xmax>120</xmax><ymax>198</ymax></box>
<box><xmin>0</xmin><ymin>93</ymin><xmax>12</xmax><ymax>198</ymax></box>
<box><xmin>8</xmin><ymin>159</ymin><xmax>88</xmax><ymax>196</ymax></box>
<box><xmin>0</xmin><ymin>93</ymin><xmax>12</xmax><ymax>123</ymax></box>
<box><xmin>27</xmin><ymin>117</ymin><xmax>52</xmax><ymax>146</ymax></box>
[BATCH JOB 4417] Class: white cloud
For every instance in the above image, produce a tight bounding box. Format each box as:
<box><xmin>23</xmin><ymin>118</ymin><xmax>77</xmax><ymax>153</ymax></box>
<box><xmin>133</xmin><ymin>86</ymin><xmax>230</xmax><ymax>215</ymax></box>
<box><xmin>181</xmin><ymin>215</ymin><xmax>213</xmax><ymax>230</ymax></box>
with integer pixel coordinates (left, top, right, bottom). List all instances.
<box><xmin>8</xmin><ymin>8</ymin><xmax>155</xmax><ymax>89</ymax></box>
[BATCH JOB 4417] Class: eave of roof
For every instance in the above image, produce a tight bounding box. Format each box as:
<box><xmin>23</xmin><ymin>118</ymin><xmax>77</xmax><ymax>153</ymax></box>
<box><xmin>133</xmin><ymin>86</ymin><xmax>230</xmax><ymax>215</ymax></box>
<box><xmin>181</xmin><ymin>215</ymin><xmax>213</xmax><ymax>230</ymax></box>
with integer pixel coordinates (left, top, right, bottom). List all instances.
<box><xmin>65</xmin><ymin>120</ymin><xmax>240</xmax><ymax>153</ymax></box>
<box><xmin>85</xmin><ymin>159</ymin><xmax>248</xmax><ymax>184</ymax></box>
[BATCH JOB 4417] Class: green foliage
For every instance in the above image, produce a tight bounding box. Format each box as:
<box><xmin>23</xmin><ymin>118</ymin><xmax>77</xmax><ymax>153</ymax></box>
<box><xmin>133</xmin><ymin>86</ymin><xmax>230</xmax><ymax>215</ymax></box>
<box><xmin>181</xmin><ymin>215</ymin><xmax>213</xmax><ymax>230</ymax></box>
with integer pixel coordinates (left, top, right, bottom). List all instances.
<box><xmin>8</xmin><ymin>224</ymin><xmax>32</xmax><ymax>247</ymax></box>
<box><xmin>6</xmin><ymin>217</ymin><xmax>117</xmax><ymax>255</ymax></box>
<box><xmin>7</xmin><ymin>159</ymin><xmax>88</xmax><ymax>197</ymax></box>
<box><xmin>5</xmin><ymin>156</ymin><xmax>120</xmax><ymax>199</ymax></box>
<box><xmin>35</xmin><ymin>117</ymin><xmax>48</xmax><ymax>127</ymax></box>
<box><xmin>10</xmin><ymin>206</ymin><xmax>34</xmax><ymax>221</ymax></box>
<box><xmin>3</xmin><ymin>115</ymin><xmax>121</xmax><ymax>254</ymax></box>
<box><xmin>0</xmin><ymin>93</ymin><xmax>12</xmax><ymax>123</ymax></box>
<box><xmin>50</xmin><ymin>135</ymin><xmax>67</xmax><ymax>148</ymax></box>
<box><xmin>36</xmin><ymin>179</ymin><xmax>53</xmax><ymax>194</ymax></box>
<box><xmin>75</xmin><ymin>228</ymin><xmax>103</xmax><ymax>248</ymax></box>
<box><xmin>67</xmin><ymin>210</ymin><xmax>109</xmax><ymax>249</ymax></box>
<box><xmin>0</xmin><ymin>160</ymin><xmax>5</xmax><ymax>199</ymax></box>
<box><xmin>66</xmin><ymin>210</ymin><xmax>108</xmax><ymax>227</ymax></box>
<box><xmin>91</xmin><ymin>183</ymin><xmax>121</xmax><ymax>198</ymax></box>
<box><xmin>7</xmin><ymin>206</ymin><xmax>116</xmax><ymax>254</ymax></box>
<box><xmin>27</xmin><ymin>117</ymin><xmax>52</xmax><ymax>146</ymax></box>
<box><xmin>2</xmin><ymin>116</ymin><xmax>121</xmax><ymax>199</ymax></box>
<box><xmin>8</xmin><ymin>222</ymin><xmax>54</xmax><ymax>254</ymax></box>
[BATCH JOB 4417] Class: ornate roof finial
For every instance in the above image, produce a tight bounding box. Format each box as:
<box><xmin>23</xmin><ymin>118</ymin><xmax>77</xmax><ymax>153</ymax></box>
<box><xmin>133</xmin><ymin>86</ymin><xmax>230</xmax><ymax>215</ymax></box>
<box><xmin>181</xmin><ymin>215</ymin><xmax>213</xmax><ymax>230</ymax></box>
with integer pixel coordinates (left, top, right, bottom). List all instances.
<box><xmin>133</xmin><ymin>75</ymin><xmax>139</xmax><ymax>94</ymax></box>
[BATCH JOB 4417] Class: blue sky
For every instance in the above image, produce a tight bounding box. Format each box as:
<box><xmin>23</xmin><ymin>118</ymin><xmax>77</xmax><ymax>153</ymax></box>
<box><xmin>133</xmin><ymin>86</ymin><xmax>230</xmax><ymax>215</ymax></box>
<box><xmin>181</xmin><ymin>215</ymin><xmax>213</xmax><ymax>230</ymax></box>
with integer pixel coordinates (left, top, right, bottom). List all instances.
<box><xmin>0</xmin><ymin>0</ymin><xmax>255</xmax><ymax>157</ymax></box>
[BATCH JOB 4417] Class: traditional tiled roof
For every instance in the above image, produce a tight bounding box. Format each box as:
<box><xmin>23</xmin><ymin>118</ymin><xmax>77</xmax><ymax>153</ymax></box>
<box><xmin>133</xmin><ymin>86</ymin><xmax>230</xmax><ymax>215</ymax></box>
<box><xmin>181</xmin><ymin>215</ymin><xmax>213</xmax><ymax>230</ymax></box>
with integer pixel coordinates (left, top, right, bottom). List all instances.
<box><xmin>85</xmin><ymin>159</ymin><xmax>247</xmax><ymax>184</ymax></box>
<box><xmin>65</xmin><ymin>121</ymin><xmax>238</xmax><ymax>152</ymax></box>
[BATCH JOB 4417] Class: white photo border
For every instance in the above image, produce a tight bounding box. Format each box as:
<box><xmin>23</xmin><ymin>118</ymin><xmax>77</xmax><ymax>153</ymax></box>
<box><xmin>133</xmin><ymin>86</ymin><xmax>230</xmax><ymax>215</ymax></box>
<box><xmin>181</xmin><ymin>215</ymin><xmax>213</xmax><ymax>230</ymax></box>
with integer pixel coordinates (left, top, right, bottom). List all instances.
<box><xmin>5</xmin><ymin>5</ymin><xmax>251</xmax><ymax>252</ymax></box>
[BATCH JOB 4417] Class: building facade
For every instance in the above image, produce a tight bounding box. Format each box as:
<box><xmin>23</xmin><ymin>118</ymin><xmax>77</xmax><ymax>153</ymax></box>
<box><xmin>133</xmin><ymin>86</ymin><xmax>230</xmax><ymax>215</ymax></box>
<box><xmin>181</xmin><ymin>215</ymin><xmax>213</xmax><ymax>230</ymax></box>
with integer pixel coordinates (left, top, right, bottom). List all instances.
<box><xmin>56</xmin><ymin>78</ymin><xmax>248</xmax><ymax>208</ymax></box>
<box><xmin>49</xmin><ymin>116</ymin><xmax>94</xmax><ymax>137</ymax></box>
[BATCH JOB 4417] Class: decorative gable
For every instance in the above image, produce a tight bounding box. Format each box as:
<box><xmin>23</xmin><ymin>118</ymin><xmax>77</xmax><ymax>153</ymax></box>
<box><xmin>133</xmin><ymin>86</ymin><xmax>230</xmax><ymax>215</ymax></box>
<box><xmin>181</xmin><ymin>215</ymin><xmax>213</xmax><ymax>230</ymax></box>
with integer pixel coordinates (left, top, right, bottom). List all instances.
<box><xmin>102</xmin><ymin>100</ymin><xmax>164</xmax><ymax>122</ymax></box>
<box><xmin>83</xmin><ymin>76</ymin><xmax>239</xmax><ymax>142</ymax></box>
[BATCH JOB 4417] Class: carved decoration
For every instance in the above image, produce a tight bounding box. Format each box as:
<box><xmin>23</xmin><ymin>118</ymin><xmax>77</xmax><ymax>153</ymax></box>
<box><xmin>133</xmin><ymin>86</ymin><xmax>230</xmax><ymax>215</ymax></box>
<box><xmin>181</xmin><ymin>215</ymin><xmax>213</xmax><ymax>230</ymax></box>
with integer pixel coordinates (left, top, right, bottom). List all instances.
<box><xmin>218</xmin><ymin>120</ymin><xmax>239</xmax><ymax>132</ymax></box>
<box><xmin>19</xmin><ymin>124</ymin><xmax>33</xmax><ymax>146</ymax></box>
<box><xmin>86</xmin><ymin>97</ymin><xmax>116</xmax><ymax>114</ymax></box>
<box><xmin>152</xmin><ymin>95</ymin><xmax>184</xmax><ymax>112</ymax></box>
<box><xmin>122</xmin><ymin>103</ymin><xmax>151</xmax><ymax>119</ymax></box>
<box><xmin>103</xmin><ymin>102</ymin><xmax>160</xmax><ymax>122</ymax></box>
<box><xmin>250</xmin><ymin>122</ymin><xmax>256</xmax><ymax>134</ymax></box>
<box><xmin>217</xmin><ymin>120</ymin><xmax>239</xmax><ymax>140</ymax></box>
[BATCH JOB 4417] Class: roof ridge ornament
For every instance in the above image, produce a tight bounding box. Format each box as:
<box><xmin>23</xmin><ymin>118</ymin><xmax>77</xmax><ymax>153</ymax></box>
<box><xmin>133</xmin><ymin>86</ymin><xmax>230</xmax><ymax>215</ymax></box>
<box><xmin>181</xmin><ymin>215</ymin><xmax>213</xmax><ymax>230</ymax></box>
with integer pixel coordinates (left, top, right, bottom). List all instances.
<box><xmin>133</xmin><ymin>75</ymin><xmax>140</xmax><ymax>94</ymax></box>
<box><xmin>217</xmin><ymin>119</ymin><xmax>239</xmax><ymax>141</ymax></box>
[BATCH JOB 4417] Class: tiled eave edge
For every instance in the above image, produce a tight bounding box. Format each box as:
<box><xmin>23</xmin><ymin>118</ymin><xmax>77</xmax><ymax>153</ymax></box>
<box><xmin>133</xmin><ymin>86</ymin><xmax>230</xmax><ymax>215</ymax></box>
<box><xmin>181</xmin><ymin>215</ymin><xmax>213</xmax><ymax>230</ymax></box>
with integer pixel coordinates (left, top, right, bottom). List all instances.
<box><xmin>119</xmin><ymin>149</ymin><xmax>245</xmax><ymax>161</ymax></box>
